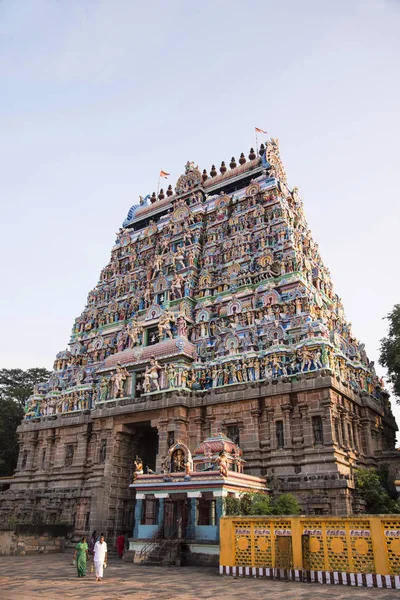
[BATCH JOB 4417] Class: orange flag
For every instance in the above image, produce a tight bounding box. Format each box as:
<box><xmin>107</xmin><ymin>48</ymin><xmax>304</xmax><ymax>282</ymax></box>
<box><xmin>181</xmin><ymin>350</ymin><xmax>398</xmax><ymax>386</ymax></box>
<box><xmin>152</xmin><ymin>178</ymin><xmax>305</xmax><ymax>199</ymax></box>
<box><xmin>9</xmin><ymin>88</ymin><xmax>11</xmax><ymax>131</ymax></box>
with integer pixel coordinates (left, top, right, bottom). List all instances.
<box><xmin>255</xmin><ymin>127</ymin><xmax>268</xmax><ymax>134</ymax></box>
<box><xmin>159</xmin><ymin>170</ymin><xmax>170</xmax><ymax>178</ymax></box>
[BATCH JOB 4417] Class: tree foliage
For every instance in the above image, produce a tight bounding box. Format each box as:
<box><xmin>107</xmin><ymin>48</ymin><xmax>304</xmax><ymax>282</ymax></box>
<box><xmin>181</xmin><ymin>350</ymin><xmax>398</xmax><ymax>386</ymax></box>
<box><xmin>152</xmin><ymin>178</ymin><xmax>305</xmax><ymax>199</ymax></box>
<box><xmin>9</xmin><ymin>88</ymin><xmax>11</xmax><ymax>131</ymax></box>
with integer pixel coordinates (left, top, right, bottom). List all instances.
<box><xmin>0</xmin><ymin>368</ymin><xmax>51</xmax><ymax>477</ymax></box>
<box><xmin>0</xmin><ymin>368</ymin><xmax>51</xmax><ymax>409</ymax></box>
<box><xmin>224</xmin><ymin>492</ymin><xmax>300</xmax><ymax>516</ymax></box>
<box><xmin>379</xmin><ymin>304</ymin><xmax>400</xmax><ymax>401</ymax></box>
<box><xmin>355</xmin><ymin>467</ymin><xmax>400</xmax><ymax>514</ymax></box>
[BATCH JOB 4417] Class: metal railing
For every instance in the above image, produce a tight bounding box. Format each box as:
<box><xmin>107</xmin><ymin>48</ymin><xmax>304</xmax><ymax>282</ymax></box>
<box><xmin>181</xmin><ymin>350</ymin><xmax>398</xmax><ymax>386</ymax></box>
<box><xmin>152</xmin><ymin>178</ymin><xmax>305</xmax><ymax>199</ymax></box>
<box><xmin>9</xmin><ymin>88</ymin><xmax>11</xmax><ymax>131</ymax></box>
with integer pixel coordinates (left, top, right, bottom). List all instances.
<box><xmin>139</xmin><ymin>526</ymin><xmax>178</xmax><ymax>562</ymax></box>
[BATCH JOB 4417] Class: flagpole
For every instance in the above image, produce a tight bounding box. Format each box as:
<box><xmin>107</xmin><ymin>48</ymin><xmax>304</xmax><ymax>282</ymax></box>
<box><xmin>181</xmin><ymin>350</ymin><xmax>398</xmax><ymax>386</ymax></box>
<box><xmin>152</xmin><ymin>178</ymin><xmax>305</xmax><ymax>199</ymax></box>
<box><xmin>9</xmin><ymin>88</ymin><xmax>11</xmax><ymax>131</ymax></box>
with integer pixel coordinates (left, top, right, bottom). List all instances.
<box><xmin>157</xmin><ymin>176</ymin><xmax>160</xmax><ymax>197</ymax></box>
<box><xmin>255</xmin><ymin>129</ymin><xmax>259</xmax><ymax>155</ymax></box>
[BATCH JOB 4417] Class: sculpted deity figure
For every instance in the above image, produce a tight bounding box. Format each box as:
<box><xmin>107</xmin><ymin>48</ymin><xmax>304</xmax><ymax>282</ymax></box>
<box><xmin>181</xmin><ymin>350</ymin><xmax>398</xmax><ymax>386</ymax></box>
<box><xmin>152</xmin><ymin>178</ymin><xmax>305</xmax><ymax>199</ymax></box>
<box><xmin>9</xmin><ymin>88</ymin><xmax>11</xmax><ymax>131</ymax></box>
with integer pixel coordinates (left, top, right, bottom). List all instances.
<box><xmin>166</xmin><ymin>364</ymin><xmax>177</xmax><ymax>388</ymax></box>
<box><xmin>180</xmin><ymin>368</ymin><xmax>189</xmax><ymax>388</ymax></box>
<box><xmin>143</xmin><ymin>357</ymin><xmax>161</xmax><ymax>393</ymax></box>
<box><xmin>300</xmin><ymin>347</ymin><xmax>313</xmax><ymax>372</ymax></box>
<box><xmin>99</xmin><ymin>376</ymin><xmax>109</xmax><ymax>402</ymax></box>
<box><xmin>152</xmin><ymin>253</ymin><xmax>164</xmax><ymax>279</ymax></box>
<box><xmin>187</xmin><ymin>249</ymin><xmax>195</xmax><ymax>267</ymax></box>
<box><xmin>216</xmin><ymin>451</ymin><xmax>229</xmax><ymax>477</ymax></box>
<box><xmin>211</xmin><ymin>365</ymin><xmax>218</xmax><ymax>388</ymax></box>
<box><xmin>158</xmin><ymin>310</ymin><xmax>175</xmax><ymax>340</ymax></box>
<box><xmin>133</xmin><ymin>457</ymin><xmax>144</xmax><ymax>481</ymax></box>
<box><xmin>144</xmin><ymin>285</ymin><xmax>152</xmax><ymax>307</ymax></box>
<box><xmin>172</xmin><ymin>449</ymin><xmax>185</xmax><ymax>472</ymax></box>
<box><xmin>113</xmin><ymin>363</ymin><xmax>129</xmax><ymax>398</ymax></box>
<box><xmin>176</xmin><ymin>311</ymin><xmax>188</xmax><ymax>338</ymax></box>
<box><xmin>199</xmin><ymin>317</ymin><xmax>208</xmax><ymax>338</ymax></box>
<box><xmin>128</xmin><ymin>318</ymin><xmax>143</xmax><ymax>348</ymax></box>
<box><xmin>313</xmin><ymin>348</ymin><xmax>323</xmax><ymax>369</ymax></box>
<box><xmin>172</xmin><ymin>247</ymin><xmax>186</xmax><ymax>271</ymax></box>
<box><xmin>171</xmin><ymin>273</ymin><xmax>184</xmax><ymax>299</ymax></box>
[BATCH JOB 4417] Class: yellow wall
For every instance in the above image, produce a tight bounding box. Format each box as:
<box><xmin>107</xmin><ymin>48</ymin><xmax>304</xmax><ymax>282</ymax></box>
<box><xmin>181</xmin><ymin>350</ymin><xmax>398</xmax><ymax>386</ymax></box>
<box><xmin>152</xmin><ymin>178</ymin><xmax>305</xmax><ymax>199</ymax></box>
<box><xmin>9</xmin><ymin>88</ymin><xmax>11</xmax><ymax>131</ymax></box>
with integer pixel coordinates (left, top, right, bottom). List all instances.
<box><xmin>220</xmin><ymin>515</ymin><xmax>400</xmax><ymax>575</ymax></box>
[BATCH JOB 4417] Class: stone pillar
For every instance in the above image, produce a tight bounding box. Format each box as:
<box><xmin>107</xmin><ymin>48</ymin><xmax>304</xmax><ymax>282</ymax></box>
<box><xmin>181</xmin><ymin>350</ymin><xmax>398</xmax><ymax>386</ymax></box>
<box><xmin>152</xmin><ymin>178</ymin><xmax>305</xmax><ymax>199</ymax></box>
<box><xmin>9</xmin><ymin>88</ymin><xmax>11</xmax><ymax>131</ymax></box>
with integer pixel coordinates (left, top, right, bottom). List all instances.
<box><xmin>266</xmin><ymin>408</ymin><xmax>276</xmax><ymax>450</ymax></box>
<box><xmin>156</xmin><ymin>417</ymin><xmax>169</xmax><ymax>472</ymax></box>
<box><xmin>187</xmin><ymin>491</ymin><xmax>201</xmax><ymax>539</ymax></box>
<box><xmin>321</xmin><ymin>399</ymin><xmax>334</xmax><ymax>444</ymax></box>
<box><xmin>154</xmin><ymin>493</ymin><xmax>168</xmax><ymax>528</ymax></box>
<box><xmin>133</xmin><ymin>493</ymin><xmax>145</xmax><ymax>538</ymax></box>
<box><xmin>249</xmin><ymin>406</ymin><xmax>261</xmax><ymax>451</ymax></box>
<box><xmin>339</xmin><ymin>410</ymin><xmax>348</xmax><ymax>448</ymax></box>
<box><xmin>282</xmin><ymin>404</ymin><xmax>293</xmax><ymax>449</ymax></box>
<box><xmin>130</xmin><ymin>372</ymin><xmax>137</xmax><ymax>398</ymax></box>
<box><xmin>193</xmin><ymin>416</ymin><xmax>204</xmax><ymax>447</ymax></box>
<box><xmin>213</xmin><ymin>491</ymin><xmax>226</xmax><ymax>542</ymax></box>
<box><xmin>173</xmin><ymin>415</ymin><xmax>189</xmax><ymax>445</ymax></box>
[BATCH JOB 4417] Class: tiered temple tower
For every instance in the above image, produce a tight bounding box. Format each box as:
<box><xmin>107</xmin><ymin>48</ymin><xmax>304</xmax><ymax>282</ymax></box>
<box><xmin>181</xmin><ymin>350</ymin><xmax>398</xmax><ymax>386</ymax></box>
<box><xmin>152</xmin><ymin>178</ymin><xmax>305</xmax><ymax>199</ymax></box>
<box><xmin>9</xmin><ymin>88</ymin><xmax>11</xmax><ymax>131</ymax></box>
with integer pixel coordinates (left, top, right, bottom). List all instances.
<box><xmin>1</xmin><ymin>139</ymin><xmax>397</xmax><ymax>537</ymax></box>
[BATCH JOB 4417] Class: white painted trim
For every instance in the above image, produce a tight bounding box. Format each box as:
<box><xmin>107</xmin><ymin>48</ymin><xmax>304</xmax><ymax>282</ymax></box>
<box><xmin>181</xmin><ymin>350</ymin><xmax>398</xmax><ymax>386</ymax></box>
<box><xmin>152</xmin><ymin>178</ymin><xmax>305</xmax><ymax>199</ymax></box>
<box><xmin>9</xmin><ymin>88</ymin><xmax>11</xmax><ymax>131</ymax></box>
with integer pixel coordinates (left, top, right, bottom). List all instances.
<box><xmin>187</xmin><ymin>491</ymin><xmax>202</xmax><ymax>498</ymax></box>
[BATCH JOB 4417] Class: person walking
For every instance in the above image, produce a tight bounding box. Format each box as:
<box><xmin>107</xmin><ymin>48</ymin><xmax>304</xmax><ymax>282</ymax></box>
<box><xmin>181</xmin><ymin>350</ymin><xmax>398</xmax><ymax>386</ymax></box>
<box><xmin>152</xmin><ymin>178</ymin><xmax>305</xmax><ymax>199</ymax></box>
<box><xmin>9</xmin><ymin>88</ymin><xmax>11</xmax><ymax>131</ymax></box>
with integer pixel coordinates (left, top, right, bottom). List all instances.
<box><xmin>93</xmin><ymin>533</ymin><xmax>108</xmax><ymax>581</ymax></box>
<box><xmin>116</xmin><ymin>533</ymin><xmax>125</xmax><ymax>559</ymax></box>
<box><xmin>73</xmin><ymin>536</ymin><xmax>88</xmax><ymax>577</ymax></box>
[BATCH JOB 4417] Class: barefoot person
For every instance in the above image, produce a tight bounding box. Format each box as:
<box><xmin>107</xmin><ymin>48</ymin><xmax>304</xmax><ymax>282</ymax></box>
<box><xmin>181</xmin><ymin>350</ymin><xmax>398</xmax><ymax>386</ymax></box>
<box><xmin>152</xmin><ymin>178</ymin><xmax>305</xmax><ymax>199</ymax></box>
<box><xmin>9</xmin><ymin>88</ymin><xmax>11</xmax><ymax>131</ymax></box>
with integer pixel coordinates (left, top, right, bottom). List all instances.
<box><xmin>93</xmin><ymin>533</ymin><xmax>108</xmax><ymax>581</ymax></box>
<box><xmin>73</xmin><ymin>536</ymin><xmax>88</xmax><ymax>577</ymax></box>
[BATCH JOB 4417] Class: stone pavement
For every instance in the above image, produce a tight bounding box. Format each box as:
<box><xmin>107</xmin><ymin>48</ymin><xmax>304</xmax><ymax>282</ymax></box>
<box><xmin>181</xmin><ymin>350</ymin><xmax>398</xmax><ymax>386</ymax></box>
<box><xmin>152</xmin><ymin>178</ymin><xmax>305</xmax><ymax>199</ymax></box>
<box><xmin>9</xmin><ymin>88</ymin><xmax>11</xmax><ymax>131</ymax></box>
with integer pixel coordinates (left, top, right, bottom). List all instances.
<box><xmin>0</xmin><ymin>554</ymin><xmax>398</xmax><ymax>600</ymax></box>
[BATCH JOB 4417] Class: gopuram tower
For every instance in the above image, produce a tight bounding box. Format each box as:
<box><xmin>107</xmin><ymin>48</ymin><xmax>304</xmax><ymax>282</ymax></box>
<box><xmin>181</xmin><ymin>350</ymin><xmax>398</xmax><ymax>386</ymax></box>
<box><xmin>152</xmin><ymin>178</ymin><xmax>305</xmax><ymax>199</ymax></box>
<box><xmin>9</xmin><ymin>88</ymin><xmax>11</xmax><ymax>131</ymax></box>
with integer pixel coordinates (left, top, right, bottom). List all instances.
<box><xmin>1</xmin><ymin>139</ymin><xmax>397</xmax><ymax>537</ymax></box>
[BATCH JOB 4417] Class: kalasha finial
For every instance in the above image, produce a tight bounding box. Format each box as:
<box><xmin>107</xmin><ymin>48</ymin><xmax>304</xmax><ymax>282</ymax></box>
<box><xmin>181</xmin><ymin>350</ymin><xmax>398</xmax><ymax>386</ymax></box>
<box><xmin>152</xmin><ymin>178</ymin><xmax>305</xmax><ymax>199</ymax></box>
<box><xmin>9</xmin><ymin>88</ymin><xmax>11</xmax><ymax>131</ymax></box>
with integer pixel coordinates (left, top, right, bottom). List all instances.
<box><xmin>249</xmin><ymin>148</ymin><xmax>256</xmax><ymax>160</ymax></box>
<box><xmin>229</xmin><ymin>157</ymin><xmax>237</xmax><ymax>169</ymax></box>
<box><xmin>202</xmin><ymin>169</ymin><xmax>208</xmax><ymax>182</ymax></box>
<box><xmin>150</xmin><ymin>192</ymin><xmax>157</xmax><ymax>203</ymax></box>
<box><xmin>158</xmin><ymin>188</ymin><xmax>165</xmax><ymax>200</ymax></box>
<box><xmin>210</xmin><ymin>164</ymin><xmax>217</xmax><ymax>177</ymax></box>
<box><xmin>166</xmin><ymin>184</ymin><xmax>173</xmax><ymax>197</ymax></box>
<box><xmin>239</xmin><ymin>152</ymin><xmax>246</xmax><ymax>165</ymax></box>
<box><xmin>220</xmin><ymin>161</ymin><xmax>227</xmax><ymax>175</ymax></box>
<box><xmin>259</xmin><ymin>143</ymin><xmax>265</xmax><ymax>157</ymax></box>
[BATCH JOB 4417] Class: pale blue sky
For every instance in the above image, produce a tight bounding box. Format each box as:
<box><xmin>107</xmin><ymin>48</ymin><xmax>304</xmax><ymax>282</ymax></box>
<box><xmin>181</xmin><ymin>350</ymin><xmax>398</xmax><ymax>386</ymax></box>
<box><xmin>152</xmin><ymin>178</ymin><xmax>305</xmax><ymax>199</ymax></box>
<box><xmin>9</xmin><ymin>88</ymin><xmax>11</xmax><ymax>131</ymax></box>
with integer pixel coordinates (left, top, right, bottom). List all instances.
<box><xmin>1</xmin><ymin>0</ymin><xmax>400</xmax><ymax>432</ymax></box>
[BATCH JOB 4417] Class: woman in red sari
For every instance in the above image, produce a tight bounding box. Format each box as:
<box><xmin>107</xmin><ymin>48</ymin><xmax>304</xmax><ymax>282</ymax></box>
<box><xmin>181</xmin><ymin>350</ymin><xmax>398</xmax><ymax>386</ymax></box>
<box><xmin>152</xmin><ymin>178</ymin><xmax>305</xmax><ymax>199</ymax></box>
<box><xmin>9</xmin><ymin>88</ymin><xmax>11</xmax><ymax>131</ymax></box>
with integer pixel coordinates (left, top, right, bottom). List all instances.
<box><xmin>116</xmin><ymin>533</ymin><xmax>125</xmax><ymax>559</ymax></box>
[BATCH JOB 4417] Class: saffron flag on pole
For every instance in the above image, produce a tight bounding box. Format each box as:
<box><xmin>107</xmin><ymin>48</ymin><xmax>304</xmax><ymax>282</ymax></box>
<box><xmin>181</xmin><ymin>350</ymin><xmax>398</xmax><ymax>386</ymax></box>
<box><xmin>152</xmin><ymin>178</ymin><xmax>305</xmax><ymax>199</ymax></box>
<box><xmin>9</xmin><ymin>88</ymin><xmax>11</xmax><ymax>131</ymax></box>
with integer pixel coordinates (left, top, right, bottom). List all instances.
<box><xmin>255</xmin><ymin>127</ymin><xmax>268</xmax><ymax>134</ymax></box>
<box><xmin>159</xmin><ymin>170</ymin><xmax>170</xmax><ymax>178</ymax></box>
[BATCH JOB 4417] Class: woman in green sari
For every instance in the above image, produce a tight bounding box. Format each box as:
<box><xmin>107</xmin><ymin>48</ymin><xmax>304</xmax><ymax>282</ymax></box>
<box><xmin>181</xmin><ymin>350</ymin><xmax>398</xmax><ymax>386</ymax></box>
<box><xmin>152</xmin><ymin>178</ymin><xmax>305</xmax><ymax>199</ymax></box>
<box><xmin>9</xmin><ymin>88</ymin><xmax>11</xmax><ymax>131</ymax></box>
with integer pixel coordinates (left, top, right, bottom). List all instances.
<box><xmin>73</xmin><ymin>536</ymin><xmax>88</xmax><ymax>577</ymax></box>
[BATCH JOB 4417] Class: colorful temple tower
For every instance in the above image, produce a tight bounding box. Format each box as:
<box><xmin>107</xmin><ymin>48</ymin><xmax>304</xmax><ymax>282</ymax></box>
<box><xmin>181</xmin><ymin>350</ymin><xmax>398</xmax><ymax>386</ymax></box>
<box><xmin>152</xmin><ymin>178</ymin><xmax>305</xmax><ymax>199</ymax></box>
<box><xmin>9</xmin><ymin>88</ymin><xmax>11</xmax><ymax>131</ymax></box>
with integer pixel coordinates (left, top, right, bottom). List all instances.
<box><xmin>1</xmin><ymin>139</ymin><xmax>397</xmax><ymax>539</ymax></box>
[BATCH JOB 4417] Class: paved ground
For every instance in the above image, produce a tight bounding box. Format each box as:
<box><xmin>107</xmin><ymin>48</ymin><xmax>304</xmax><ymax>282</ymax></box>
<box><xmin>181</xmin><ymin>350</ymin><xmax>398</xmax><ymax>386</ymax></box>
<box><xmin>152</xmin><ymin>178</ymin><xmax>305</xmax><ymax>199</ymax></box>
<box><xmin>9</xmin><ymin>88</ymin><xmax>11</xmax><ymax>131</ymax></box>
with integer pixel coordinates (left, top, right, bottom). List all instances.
<box><xmin>0</xmin><ymin>554</ymin><xmax>398</xmax><ymax>600</ymax></box>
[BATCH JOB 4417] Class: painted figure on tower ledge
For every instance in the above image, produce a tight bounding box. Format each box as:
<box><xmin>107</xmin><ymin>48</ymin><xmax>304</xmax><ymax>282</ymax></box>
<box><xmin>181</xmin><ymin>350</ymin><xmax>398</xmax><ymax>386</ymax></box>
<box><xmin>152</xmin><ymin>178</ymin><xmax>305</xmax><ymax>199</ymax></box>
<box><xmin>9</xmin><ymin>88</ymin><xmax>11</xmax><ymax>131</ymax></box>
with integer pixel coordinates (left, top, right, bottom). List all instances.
<box><xmin>158</xmin><ymin>310</ymin><xmax>175</xmax><ymax>340</ymax></box>
<box><xmin>112</xmin><ymin>363</ymin><xmax>129</xmax><ymax>398</ymax></box>
<box><xmin>143</xmin><ymin>357</ymin><xmax>161</xmax><ymax>393</ymax></box>
<box><xmin>132</xmin><ymin>457</ymin><xmax>143</xmax><ymax>481</ymax></box>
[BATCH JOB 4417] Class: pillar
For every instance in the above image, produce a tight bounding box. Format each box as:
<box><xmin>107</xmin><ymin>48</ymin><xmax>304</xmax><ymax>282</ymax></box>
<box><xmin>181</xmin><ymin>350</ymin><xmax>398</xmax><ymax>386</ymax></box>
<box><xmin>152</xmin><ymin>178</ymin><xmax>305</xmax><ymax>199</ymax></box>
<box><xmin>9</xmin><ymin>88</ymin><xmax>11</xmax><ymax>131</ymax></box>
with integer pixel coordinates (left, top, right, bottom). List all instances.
<box><xmin>133</xmin><ymin>493</ymin><xmax>145</xmax><ymax>538</ymax></box>
<box><xmin>187</xmin><ymin>491</ymin><xmax>201</xmax><ymax>539</ymax></box>
<box><xmin>154</xmin><ymin>493</ymin><xmax>168</xmax><ymax>528</ymax></box>
<box><xmin>130</xmin><ymin>372</ymin><xmax>137</xmax><ymax>398</ymax></box>
<box><xmin>213</xmin><ymin>490</ymin><xmax>227</xmax><ymax>542</ymax></box>
<box><xmin>282</xmin><ymin>404</ymin><xmax>293</xmax><ymax>449</ymax></box>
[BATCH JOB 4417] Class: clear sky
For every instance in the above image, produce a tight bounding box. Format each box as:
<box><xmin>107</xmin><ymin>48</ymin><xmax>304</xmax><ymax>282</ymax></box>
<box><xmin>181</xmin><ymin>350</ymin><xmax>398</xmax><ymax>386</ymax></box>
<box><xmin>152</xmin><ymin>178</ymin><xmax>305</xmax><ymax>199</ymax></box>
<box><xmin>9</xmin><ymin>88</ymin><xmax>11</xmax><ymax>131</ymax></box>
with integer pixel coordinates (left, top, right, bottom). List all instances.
<box><xmin>1</xmin><ymin>1</ymin><xmax>400</xmax><ymax>435</ymax></box>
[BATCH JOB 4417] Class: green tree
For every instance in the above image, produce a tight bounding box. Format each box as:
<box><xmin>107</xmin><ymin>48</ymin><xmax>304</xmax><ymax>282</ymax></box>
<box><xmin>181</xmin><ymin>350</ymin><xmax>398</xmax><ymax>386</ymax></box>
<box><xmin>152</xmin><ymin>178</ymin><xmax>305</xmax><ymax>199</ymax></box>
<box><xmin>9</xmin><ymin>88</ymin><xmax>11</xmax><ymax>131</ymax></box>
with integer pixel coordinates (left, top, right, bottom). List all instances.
<box><xmin>271</xmin><ymin>493</ymin><xmax>301</xmax><ymax>515</ymax></box>
<box><xmin>224</xmin><ymin>492</ymin><xmax>300</xmax><ymax>516</ymax></box>
<box><xmin>0</xmin><ymin>368</ymin><xmax>51</xmax><ymax>408</ymax></box>
<box><xmin>355</xmin><ymin>467</ymin><xmax>400</xmax><ymax>514</ymax></box>
<box><xmin>0</xmin><ymin>368</ymin><xmax>51</xmax><ymax>477</ymax></box>
<box><xmin>379</xmin><ymin>304</ymin><xmax>400</xmax><ymax>401</ymax></box>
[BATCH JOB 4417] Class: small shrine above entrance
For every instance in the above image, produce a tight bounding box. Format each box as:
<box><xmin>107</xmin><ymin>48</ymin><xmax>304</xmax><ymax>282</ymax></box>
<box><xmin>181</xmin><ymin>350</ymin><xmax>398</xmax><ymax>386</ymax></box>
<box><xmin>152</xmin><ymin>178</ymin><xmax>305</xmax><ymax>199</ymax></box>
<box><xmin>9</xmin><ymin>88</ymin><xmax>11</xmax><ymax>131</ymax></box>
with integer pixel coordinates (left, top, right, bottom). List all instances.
<box><xmin>129</xmin><ymin>434</ymin><xmax>267</xmax><ymax>563</ymax></box>
<box><xmin>192</xmin><ymin>432</ymin><xmax>245</xmax><ymax>475</ymax></box>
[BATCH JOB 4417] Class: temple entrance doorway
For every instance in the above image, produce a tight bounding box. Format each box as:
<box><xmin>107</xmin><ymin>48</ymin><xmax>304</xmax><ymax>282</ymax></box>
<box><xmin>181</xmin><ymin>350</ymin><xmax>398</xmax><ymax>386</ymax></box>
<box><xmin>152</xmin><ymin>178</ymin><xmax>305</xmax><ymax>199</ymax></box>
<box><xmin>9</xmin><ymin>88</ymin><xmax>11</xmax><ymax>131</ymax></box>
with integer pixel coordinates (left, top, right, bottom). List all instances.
<box><xmin>128</xmin><ymin>421</ymin><xmax>158</xmax><ymax>473</ymax></box>
<box><xmin>163</xmin><ymin>495</ymin><xmax>188</xmax><ymax>538</ymax></box>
